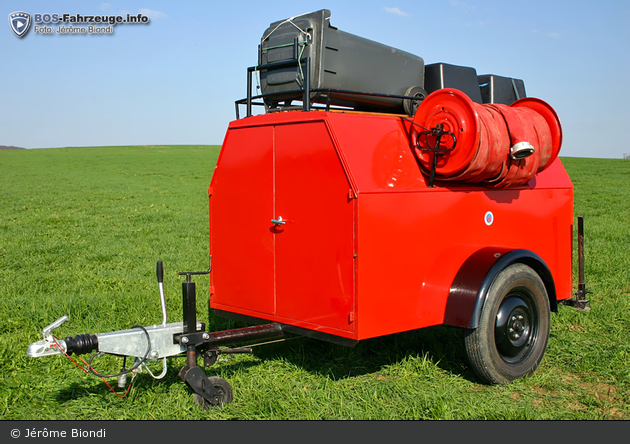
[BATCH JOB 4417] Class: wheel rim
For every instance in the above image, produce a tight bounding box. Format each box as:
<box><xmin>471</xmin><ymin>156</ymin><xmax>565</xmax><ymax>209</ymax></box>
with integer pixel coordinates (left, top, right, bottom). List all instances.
<box><xmin>494</xmin><ymin>290</ymin><xmax>538</xmax><ymax>364</ymax></box>
<box><xmin>404</xmin><ymin>86</ymin><xmax>426</xmax><ymax>116</ymax></box>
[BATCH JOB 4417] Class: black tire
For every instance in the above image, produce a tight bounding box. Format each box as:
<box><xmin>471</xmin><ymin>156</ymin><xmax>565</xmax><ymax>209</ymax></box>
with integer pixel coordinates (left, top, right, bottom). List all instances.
<box><xmin>193</xmin><ymin>376</ymin><xmax>233</xmax><ymax>409</ymax></box>
<box><xmin>464</xmin><ymin>263</ymin><xmax>550</xmax><ymax>384</ymax></box>
<box><xmin>403</xmin><ymin>86</ymin><xmax>427</xmax><ymax>117</ymax></box>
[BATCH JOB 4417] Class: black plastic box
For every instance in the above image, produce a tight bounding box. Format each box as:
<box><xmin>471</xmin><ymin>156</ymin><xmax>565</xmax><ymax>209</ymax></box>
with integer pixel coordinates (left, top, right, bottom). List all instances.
<box><xmin>258</xmin><ymin>9</ymin><xmax>425</xmax><ymax>112</ymax></box>
<box><xmin>478</xmin><ymin>74</ymin><xmax>527</xmax><ymax>105</ymax></box>
<box><xmin>424</xmin><ymin>63</ymin><xmax>483</xmax><ymax>103</ymax></box>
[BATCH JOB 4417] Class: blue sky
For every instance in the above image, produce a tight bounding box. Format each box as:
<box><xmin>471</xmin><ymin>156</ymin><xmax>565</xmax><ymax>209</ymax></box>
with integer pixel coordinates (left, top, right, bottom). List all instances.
<box><xmin>2</xmin><ymin>0</ymin><xmax>629</xmax><ymax>158</ymax></box>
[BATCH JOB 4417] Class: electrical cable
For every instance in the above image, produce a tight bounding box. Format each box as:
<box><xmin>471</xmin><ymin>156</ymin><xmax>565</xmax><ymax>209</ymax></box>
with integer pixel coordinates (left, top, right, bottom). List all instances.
<box><xmin>53</xmin><ymin>335</ymin><xmax>137</xmax><ymax>399</ymax></box>
<box><xmin>86</xmin><ymin>325</ymin><xmax>152</xmax><ymax>378</ymax></box>
<box><xmin>53</xmin><ymin>336</ymin><xmax>89</xmax><ymax>374</ymax></box>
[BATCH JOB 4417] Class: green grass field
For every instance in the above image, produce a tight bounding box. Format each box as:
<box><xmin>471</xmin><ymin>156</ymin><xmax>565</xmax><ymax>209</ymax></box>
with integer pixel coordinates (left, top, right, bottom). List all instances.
<box><xmin>1</xmin><ymin>146</ymin><xmax>628</xmax><ymax>420</ymax></box>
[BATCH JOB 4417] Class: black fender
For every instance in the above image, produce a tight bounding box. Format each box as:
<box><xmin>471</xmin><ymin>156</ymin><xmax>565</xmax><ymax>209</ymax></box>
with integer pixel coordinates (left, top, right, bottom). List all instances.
<box><xmin>444</xmin><ymin>247</ymin><xmax>557</xmax><ymax>329</ymax></box>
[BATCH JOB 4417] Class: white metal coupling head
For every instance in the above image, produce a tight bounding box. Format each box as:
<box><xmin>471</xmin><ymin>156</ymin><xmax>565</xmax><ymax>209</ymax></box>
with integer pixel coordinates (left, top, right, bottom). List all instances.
<box><xmin>510</xmin><ymin>141</ymin><xmax>535</xmax><ymax>160</ymax></box>
<box><xmin>27</xmin><ymin>315</ymin><xmax>70</xmax><ymax>358</ymax></box>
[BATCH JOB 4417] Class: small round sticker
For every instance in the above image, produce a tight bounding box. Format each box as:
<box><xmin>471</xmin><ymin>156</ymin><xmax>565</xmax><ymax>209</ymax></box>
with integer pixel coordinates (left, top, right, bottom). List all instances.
<box><xmin>484</xmin><ymin>211</ymin><xmax>494</xmax><ymax>226</ymax></box>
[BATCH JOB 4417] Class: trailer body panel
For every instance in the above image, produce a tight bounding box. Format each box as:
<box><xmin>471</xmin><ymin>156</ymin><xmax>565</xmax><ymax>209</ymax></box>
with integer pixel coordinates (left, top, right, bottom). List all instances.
<box><xmin>209</xmin><ymin>111</ymin><xmax>573</xmax><ymax>341</ymax></box>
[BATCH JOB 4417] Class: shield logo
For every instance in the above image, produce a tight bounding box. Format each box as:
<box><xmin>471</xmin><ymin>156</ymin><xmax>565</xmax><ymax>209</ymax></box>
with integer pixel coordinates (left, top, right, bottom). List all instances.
<box><xmin>9</xmin><ymin>12</ymin><xmax>31</xmax><ymax>38</ymax></box>
<box><xmin>484</xmin><ymin>211</ymin><xmax>494</xmax><ymax>226</ymax></box>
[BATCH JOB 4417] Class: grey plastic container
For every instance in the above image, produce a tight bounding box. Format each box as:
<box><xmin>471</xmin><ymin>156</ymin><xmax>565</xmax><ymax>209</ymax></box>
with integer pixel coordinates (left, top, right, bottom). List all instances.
<box><xmin>258</xmin><ymin>9</ymin><xmax>425</xmax><ymax>113</ymax></box>
<box><xmin>478</xmin><ymin>74</ymin><xmax>527</xmax><ymax>105</ymax></box>
<box><xmin>424</xmin><ymin>63</ymin><xmax>483</xmax><ymax>103</ymax></box>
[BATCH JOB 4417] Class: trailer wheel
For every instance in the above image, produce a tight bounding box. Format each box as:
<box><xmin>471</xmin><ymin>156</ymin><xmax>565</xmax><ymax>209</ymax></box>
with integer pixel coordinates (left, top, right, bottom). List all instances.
<box><xmin>403</xmin><ymin>86</ymin><xmax>427</xmax><ymax>117</ymax></box>
<box><xmin>464</xmin><ymin>263</ymin><xmax>550</xmax><ymax>384</ymax></box>
<box><xmin>193</xmin><ymin>376</ymin><xmax>233</xmax><ymax>409</ymax></box>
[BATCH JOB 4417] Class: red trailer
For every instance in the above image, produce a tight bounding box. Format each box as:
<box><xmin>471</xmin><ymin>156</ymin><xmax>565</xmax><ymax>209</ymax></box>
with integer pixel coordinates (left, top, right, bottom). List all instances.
<box><xmin>209</xmin><ymin>90</ymin><xmax>573</xmax><ymax>386</ymax></box>
<box><xmin>200</xmin><ymin>11</ymin><xmax>592</xmax><ymax>395</ymax></box>
<box><xmin>27</xmin><ymin>10</ymin><xmax>590</xmax><ymax>408</ymax></box>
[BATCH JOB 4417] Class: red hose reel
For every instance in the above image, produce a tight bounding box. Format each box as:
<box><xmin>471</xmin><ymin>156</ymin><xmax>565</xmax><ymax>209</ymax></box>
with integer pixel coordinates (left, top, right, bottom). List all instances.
<box><xmin>412</xmin><ymin>88</ymin><xmax>562</xmax><ymax>187</ymax></box>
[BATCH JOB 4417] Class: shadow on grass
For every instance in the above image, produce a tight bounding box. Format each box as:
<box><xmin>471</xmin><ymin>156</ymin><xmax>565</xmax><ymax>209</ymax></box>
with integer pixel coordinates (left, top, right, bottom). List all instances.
<box><xmin>203</xmin><ymin>303</ymin><xmax>482</xmax><ymax>384</ymax></box>
<box><xmin>54</xmin><ymin>380</ymin><xmax>135</xmax><ymax>403</ymax></box>
<box><xmin>205</xmin><ymin>309</ymin><xmax>482</xmax><ymax>384</ymax></box>
<box><xmin>52</xmin><ymin>352</ymin><xmax>265</xmax><ymax>405</ymax></box>
<box><xmin>254</xmin><ymin>326</ymin><xmax>480</xmax><ymax>382</ymax></box>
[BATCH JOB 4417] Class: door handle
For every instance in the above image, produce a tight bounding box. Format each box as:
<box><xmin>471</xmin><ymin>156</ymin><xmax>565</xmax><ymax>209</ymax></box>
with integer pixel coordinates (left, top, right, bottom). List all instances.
<box><xmin>271</xmin><ymin>216</ymin><xmax>295</xmax><ymax>226</ymax></box>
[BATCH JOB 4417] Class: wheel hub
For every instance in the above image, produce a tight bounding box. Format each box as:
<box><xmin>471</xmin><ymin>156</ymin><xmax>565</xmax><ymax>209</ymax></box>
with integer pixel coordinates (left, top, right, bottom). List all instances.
<box><xmin>495</xmin><ymin>294</ymin><xmax>536</xmax><ymax>362</ymax></box>
<box><xmin>508</xmin><ymin>313</ymin><xmax>526</xmax><ymax>341</ymax></box>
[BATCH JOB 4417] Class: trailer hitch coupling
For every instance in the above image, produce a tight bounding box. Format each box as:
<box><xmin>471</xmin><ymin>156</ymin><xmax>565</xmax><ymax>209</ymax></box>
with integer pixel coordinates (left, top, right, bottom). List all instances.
<box><xmin>27</xmin><ymin>315</ymin><xmax>71</xmax><ymax>358</ymax></box>
<box><xmin>27</xmin><ymin>261</ymin><xmax>288</xmax><ymax>408</ymax></box>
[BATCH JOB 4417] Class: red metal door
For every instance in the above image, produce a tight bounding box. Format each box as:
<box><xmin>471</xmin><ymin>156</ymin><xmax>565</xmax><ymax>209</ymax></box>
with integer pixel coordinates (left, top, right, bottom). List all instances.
<box><xmin>210</xmin><ymin>126</ymin><xmax>275</xmax><ymax>315</ymax></box>
<box><xmin>273</xmin><ymin>121</ymin><xmax>355</xmax><ymax>332</ymax></box>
